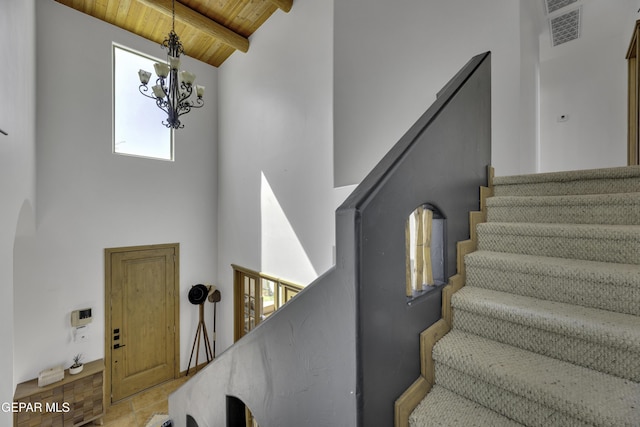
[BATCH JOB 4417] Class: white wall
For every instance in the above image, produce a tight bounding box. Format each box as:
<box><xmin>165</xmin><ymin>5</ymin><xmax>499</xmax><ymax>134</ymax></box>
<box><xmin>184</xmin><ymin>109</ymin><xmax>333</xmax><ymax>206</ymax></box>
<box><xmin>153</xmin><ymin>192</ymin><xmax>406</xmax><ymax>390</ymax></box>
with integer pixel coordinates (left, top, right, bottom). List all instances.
<box><xmin>520</xmin><ymin>0</ymin><xmax>543</xmax><ymax>172</ymax></box>
<box><xmin>13</xmin><ymin>0</ymin><xmax>218</xmax><ymax>383</ymax></box>
<box><xmin>630</xmin><ymin>0</ymin><xmax>640</xmax><ymax>35</ymax></box>
<box><xmin>10</xmin><ymin>0</ymin><xmax>633</xmax><ymax>412</ymax></box>
<box><xmin>539</xmin><ymin>0</ymin><xmax>634</xmax><ymax>172</ymax></box>
<box><xmin>216</xmin><ymin>0</ymin><xmax>335</xmax><ymax>353</ymax></box>
<box><xmin>1</xmin><ymin>0</ymin><xmax>36</xmax><ymax>422</ymax></box>
<box><xmin>334</xmin><ymin>0</ymin><xmax>534</xmax><ymax>186</ymax></box>
<box><xmin>213</xmin><ymin>0</ymin><xmax>546</xmax><ymax>358</ymax></box>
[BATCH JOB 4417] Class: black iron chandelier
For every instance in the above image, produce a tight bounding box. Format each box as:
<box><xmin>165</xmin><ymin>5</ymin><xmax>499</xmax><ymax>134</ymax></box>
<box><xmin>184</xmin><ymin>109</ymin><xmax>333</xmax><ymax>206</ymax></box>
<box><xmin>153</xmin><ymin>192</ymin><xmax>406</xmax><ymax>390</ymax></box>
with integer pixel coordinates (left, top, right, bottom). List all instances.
<box><xmin>137</xmin><ymin>0</ymin><xmax>204</xmax><ymax>129</ymax></box>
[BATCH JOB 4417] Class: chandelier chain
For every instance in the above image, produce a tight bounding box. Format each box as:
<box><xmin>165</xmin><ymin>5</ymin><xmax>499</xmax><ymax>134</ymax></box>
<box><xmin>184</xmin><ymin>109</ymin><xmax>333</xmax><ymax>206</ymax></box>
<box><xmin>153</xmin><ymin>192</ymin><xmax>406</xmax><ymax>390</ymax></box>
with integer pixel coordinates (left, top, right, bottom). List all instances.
<box><xmin>136</xmin><ymin>0</ymin><xmax>204</xmax><ymax>129</ymax></box>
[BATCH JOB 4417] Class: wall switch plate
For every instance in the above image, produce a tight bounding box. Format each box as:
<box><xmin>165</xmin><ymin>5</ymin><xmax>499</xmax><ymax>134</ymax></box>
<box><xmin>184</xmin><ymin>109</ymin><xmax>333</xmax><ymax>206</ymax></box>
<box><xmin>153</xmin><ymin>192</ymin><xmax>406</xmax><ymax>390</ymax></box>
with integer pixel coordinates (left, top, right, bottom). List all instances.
<box><xmin>74</xmin><ymin>325</ymin><xmax>90</xmax><ymax>342</ymax></box>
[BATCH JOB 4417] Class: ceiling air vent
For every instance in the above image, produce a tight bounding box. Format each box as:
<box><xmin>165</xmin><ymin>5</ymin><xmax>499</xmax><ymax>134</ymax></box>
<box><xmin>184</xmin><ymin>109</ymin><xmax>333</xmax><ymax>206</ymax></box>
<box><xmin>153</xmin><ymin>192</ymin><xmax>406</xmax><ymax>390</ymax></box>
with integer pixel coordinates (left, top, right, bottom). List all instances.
<box><xmin>549</xmin><ymin>7</ymin><xmax>582</xmax><ymax>46</ymax></box>
<box><xmin>545</xmin><ymin>0</ymin><xmax>578</xmax><ymax>14</ymax></box>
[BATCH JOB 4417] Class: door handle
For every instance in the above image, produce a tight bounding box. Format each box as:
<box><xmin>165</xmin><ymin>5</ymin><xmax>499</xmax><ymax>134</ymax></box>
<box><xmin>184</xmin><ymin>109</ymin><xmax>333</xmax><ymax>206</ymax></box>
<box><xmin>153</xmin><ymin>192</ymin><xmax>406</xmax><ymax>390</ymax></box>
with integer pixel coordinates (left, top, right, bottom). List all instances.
<box><xmin>113</xmin><ymin>343</ymin><xmax>126</xmax><ymax>349</ymax></box>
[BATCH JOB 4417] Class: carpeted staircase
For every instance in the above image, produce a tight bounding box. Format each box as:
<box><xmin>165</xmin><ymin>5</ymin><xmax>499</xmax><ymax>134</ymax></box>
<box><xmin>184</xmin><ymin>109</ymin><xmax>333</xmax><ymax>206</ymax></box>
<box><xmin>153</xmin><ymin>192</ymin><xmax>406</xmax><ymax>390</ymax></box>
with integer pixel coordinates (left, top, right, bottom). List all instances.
<box><xmin>408</xmin><ymin>166</ymin><xmax>640</xmax><ymax>426</ymax></box>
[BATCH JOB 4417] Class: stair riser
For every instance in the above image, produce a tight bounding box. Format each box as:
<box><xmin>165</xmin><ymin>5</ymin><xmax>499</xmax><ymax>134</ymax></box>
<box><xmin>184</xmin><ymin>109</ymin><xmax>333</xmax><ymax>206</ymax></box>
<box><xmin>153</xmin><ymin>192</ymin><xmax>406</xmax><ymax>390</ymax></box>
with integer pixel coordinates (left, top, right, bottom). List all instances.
<box><xmin>465</xmin><ymin>264</ymin><xmax>640</xmax><ymax>316</ymax></box>
<box><xmin>493</xmin><ymin>177</ymin><xmax>640</xmax><ymax>197</ymax></box>
<box><xmin>486</xmin><ymin>203</ymin><xmax>640</xmax><ymax>225</ymax></box>
<box><xmin>409</xmin><ymin>386</ymin><xmax>524</xmax><ymax>427</ymax></box>
<box><xmin>477</xmin><ymin>230</ymin><xmax>640</xmax><ymax>265</ymax></box>
<box><xmin>452</xmin><ymin>310</ymin><xmax>640</xmax><ymax>382</ymax></box>
<box><xmin>434</xmin><ymin>365</ymin><xmax>588</xmax><ymax>427</ymax></box>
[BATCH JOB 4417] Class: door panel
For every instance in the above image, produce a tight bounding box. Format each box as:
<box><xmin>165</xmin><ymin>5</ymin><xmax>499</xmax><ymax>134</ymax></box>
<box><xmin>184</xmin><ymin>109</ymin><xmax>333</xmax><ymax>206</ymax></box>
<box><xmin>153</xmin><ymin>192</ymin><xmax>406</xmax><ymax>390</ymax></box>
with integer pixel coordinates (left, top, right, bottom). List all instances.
<box><xmin>107</xmin><ymin>244</ymin><xmax>178</xmax><ymax>402</ymax></box>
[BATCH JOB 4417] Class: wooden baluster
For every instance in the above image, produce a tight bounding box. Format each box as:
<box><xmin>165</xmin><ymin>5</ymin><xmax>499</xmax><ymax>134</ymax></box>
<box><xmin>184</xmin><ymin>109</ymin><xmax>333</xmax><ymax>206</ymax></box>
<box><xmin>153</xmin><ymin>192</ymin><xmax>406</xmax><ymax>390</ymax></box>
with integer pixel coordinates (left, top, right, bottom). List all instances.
<box><xmin>422</xmin><ymin>208</ymin><xmax>433</xmax><ymax>286</ymax></box>
<box><xmin>405</xmin><ymin>218</ymin><xmax>413</xmax><ymax>297</ymax></box>
<box><xmin>414</xmin><ymin>207</ymin><xmax>425</xmax><ymax>290</ymax></box>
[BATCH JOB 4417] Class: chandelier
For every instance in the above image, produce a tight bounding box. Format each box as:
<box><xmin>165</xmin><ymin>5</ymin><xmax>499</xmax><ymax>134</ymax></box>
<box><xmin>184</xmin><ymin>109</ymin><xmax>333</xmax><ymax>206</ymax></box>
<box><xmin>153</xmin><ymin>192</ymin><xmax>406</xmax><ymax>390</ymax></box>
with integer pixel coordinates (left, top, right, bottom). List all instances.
<box><xmin>137</xmin><ymin>0</ymin><xmax>204</xmax><ymax>129</ymax></box>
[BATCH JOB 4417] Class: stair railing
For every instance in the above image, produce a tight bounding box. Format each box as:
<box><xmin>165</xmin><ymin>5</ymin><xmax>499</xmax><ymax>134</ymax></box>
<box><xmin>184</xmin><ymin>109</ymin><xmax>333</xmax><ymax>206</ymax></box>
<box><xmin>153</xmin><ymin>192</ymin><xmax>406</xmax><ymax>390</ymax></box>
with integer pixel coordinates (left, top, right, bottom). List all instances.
<box><xmin>169</xmin><ymin>52</ymin><xmax>492</xmax><ymax>427</ymax></box>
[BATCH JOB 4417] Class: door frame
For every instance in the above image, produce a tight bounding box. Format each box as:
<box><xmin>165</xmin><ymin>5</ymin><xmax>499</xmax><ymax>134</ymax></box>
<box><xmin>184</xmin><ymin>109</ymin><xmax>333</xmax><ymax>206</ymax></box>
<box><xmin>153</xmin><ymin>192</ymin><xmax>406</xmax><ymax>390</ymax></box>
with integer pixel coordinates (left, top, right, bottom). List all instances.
<box><xmin>104</xmin><ymin>242</ymin><xmax>180</xmax><ymax>406</ymax></box>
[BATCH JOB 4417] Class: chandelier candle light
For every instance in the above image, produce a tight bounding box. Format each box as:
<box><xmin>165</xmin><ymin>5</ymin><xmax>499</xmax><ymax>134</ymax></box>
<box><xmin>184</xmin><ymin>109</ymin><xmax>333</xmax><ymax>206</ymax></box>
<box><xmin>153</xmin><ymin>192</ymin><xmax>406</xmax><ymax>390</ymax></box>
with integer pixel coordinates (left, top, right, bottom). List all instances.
<box><xmin>138</xmin><ymin>0</ymin><xmax>204</xmax><ymax>129</ymax></box>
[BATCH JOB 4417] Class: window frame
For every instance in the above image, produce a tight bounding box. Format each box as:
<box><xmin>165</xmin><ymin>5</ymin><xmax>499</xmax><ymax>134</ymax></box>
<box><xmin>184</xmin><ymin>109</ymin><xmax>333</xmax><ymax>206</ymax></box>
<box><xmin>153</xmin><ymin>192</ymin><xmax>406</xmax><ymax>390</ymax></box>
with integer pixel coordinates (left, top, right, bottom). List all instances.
<box><xmin>112</xmin><ymin>43</ymin><xmax>175</xmax><ymax>162</ymax></box>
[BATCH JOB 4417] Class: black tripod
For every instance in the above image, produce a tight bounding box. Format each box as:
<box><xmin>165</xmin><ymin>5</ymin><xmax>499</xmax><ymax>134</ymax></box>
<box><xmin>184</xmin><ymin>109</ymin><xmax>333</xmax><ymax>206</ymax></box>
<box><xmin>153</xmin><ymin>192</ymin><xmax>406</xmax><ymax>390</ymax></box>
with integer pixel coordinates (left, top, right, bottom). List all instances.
<box><xmin>186</xmin><ymin>302</ymin><xmax>213</xmax><ymax>375</ymax></box>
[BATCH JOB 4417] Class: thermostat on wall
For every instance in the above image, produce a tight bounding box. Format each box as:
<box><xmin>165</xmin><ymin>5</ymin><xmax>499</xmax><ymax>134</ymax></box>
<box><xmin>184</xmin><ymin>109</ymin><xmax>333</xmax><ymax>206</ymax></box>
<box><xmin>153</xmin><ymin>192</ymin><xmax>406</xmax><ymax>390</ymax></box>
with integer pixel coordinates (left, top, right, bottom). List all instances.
<box><xmin>70</xmin><ymin>308</ymin><xmax>92</xmax><ymax>327</ymax></box>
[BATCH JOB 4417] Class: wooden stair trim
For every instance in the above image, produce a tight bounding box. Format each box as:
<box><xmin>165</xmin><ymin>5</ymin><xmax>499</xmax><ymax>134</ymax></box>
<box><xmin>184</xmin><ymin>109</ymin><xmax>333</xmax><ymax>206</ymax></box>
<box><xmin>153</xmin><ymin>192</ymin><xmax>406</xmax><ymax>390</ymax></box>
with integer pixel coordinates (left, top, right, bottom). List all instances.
<box><xmin>394</xmin><ymin>377</ymin><xmax>432</xmax><ymax>427</ymax></box>
<box><xmin>442</xmin><ymin>273</ymin><xmax>464</xmax><ymax>328</ymax></box>
<box><xmin>394</xmin><ymin>167</ymin><xmax>493</xmax><ymax>427</ymax></box>
<box><xmin>420</xmin><ymin>319</ymin><xmax>451</xmax><ymax>381</ymax></box>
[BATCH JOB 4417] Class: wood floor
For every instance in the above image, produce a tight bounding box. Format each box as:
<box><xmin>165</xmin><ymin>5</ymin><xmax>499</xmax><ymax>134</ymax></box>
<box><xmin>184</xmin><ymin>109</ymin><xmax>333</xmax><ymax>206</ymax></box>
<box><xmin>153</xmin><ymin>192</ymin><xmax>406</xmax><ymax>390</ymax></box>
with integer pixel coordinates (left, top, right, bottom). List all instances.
<box><xmin>101</xmin><ymin>376</ymin><xmax>190</xmax><ymax>426</ymax></box>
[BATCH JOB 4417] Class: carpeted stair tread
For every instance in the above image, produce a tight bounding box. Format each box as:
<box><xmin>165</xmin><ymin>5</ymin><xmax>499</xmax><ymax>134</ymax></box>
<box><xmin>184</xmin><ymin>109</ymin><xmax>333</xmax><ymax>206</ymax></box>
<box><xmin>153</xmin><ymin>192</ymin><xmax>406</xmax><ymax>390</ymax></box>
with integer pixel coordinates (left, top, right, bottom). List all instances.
<box><xmin>486</xmin><ymin>192</ymin><xmax>640</xmax><ymax>225</ymax></box>
<box><xmin>409</xmin><ymin>385</ymin><xmax>524</xmax><ymax>427</ymax></box>
<box><xmin>476</xmin><ymin>222</ymin><xmax>640</xmax><ymax>264</ymax></box>
<box><xmin>433</xmin><ymin>330</ymin><xmax>640</xmax><ymax>426</ymax></box>
<box><xmin>465</xmin><ymin>250</ymin><xmax>640</xmax><ymax>315</ymax></box>
<box><xmin>405</xmin><ymin>166</ymin><xmax>640</xmax><ymax>426</ymax></box>
<box><xmin>435</xmin><ymin>364</ymin><xmax>596</xmax><ymax>427</ymax></box>
<box><xmin>494</xmin><ymin>165</ymin><xmax>640</xmax><ymax>185</ymax></box>
<box><xmin>452</xmin><ymin>286</ymin><xmax>640</xmax><ymax>350</ymax></box>
<box><xmin>451</xmin><ymin>287</ymin><xmax>640</xmax><ymax>381</ymax></box>
<box><xmin>493</xmin><ymin>165</ymin><xmax>640</xmax><ymax>197</ymax></box>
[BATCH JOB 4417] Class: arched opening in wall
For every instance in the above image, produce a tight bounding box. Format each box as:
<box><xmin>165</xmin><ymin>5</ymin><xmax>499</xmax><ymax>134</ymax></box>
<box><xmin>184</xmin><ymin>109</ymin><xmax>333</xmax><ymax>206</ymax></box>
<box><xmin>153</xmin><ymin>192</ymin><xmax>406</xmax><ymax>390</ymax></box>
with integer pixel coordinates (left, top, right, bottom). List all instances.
<box><xmin>405</xmin><ymin>203</ymin><xmax>446</xmax><ymax>299</ymax></box>
<box><xmin>226</xmin><ymin>395</ymin><xmax>260</xmax><ymax>427</ymax></box>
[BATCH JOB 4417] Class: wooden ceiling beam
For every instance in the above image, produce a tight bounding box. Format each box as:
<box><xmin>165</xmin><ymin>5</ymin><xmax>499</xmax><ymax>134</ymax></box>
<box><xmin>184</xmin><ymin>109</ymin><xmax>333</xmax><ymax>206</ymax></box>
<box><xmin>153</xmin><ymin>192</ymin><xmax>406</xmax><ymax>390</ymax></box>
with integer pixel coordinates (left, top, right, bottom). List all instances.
<box><xmin>268</xmin><ymin>0</ymin><xmax>292</xmax><ymax>13</ymax></box>
<box><xmin>137</xmin><ymin>0</ymin><xmax>249</xmax><ymax>53</ymax></box>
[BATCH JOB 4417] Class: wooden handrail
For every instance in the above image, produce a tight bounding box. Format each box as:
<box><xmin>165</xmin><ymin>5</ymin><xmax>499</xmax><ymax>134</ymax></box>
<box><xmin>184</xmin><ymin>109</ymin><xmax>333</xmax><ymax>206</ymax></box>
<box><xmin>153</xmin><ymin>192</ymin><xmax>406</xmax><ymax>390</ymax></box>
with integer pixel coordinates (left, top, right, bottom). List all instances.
<box><xmin>231</xmin><ymin>264</ymin><xmax>304</xmax><ymax>294</ymax></box>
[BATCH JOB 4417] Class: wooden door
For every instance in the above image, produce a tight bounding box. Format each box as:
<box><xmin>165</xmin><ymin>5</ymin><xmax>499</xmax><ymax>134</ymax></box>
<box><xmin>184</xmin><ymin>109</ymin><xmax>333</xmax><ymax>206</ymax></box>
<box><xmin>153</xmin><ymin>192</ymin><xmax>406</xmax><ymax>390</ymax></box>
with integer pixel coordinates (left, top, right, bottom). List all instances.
<box><xmin>627</xmin><ymin>20</ymin><xmax>640</xmax><ymax>166</ymax></box>
<box><xmin>105</xmin><ymin>243</ymin><xmax>179</xmax><ymax>403</ymax></box>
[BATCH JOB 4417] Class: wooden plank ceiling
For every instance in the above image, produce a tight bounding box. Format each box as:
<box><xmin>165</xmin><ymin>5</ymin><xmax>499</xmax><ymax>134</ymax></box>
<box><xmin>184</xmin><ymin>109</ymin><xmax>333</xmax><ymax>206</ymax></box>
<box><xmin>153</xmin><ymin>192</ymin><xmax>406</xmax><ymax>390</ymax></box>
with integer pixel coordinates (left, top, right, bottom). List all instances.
<box><xmin>55</xmin><ymin>0</ymin><xmax>293</xmax><ymax>67</ymax></box>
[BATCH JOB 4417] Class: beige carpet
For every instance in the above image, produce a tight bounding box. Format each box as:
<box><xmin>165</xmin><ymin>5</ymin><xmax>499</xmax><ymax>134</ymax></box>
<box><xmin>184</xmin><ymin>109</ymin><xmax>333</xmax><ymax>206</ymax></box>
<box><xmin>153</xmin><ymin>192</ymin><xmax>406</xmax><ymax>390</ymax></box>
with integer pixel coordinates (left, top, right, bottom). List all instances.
<box><xmin>409</xmin><ymin>165</ymin><xmax>640</xmax><ymax>426</ymax></box>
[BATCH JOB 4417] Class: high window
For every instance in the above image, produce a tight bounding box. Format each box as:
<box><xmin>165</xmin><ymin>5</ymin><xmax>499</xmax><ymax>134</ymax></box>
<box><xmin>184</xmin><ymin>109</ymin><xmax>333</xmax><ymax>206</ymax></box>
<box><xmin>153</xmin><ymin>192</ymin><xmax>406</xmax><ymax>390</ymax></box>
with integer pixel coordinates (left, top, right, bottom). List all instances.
<box><xmin>113</xmin><ymin>44</ymin><xmax>174</xmax><ymax>161</ymax></box>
